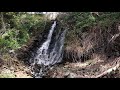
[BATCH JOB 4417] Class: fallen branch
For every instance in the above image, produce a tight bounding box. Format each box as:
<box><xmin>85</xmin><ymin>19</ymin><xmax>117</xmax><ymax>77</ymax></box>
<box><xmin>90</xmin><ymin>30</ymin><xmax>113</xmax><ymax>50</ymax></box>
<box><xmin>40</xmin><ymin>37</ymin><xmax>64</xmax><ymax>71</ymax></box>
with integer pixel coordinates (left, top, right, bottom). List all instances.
<box><xmin>95</xmin><ymin>62</ymin><xmax>120</xmax><ymax>78</ymax></box>
<box><xmin>108</xmin><ymin>33</ymin><xmax>120</xmax><ymax>43</ymax></box>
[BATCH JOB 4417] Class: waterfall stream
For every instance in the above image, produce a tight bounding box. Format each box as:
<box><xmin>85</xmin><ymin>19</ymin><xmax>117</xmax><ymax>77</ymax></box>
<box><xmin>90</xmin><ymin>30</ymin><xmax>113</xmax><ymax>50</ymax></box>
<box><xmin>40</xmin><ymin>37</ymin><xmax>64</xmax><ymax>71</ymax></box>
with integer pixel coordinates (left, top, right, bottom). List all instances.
<box><xmin>31</xmin><ymin>21</ymin><xmax>66</xmax><ymax>78</ymax></box>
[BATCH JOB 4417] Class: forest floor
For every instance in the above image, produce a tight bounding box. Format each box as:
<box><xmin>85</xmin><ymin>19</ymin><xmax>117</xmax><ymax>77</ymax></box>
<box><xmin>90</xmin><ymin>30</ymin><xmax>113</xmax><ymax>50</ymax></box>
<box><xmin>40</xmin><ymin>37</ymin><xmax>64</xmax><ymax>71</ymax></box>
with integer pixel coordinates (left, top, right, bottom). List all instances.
<box><xmin>46</xmin><ymin>54</ymin><xmax>120</xmax><ymax>78</ymax></box>
<box><xmin>0</xmin><ymin>54</ymin><xmax>32</xmax><ymax>78</ymax></box>
<box><xmin>0</xmin><ymin>53</ymin><xmax>120</xmax><ymax>78</ymax></box>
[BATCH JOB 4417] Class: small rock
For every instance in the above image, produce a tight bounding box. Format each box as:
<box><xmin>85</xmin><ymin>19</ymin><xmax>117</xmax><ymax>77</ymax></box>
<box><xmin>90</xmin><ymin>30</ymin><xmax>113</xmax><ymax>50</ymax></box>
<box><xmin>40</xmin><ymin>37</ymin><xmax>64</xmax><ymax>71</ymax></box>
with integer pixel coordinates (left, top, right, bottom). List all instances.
<box><xmin>10</xmin><ymin>67</ymin><xmax>14</xmax><ymax>71</ymax></box>
<box><xmin>68</xmin><ymin>73</ymin><xmax>77</xmax><ymax>78</ymax></box>
<box><xmin>64</xmin><ymin>72</ymin><xmax>70</xmax><ymax>78</ymax></box>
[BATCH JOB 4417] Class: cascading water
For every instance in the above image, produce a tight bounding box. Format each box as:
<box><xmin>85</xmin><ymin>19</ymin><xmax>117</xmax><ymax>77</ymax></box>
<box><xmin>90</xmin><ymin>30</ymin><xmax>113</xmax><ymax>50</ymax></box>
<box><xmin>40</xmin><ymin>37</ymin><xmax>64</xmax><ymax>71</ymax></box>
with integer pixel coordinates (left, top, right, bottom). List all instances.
<box><xmin>31</xmin><ymin>21</ymin><xmax>67</xmax><ymax>78</ymax></box>
<box><xmin>34</xmin><ymin>21</ymin><xmax>57</xmax><ymax>66</ymax></box>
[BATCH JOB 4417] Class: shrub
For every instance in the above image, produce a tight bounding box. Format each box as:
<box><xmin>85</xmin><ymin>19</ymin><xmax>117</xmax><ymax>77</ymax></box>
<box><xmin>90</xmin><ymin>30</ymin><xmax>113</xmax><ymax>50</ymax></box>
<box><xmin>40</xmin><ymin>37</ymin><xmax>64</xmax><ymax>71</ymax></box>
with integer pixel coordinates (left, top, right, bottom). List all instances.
<box><xmin>0</xmin><ymin>13</ymin><xmax>46</xmax><ymax>52</ymax></box>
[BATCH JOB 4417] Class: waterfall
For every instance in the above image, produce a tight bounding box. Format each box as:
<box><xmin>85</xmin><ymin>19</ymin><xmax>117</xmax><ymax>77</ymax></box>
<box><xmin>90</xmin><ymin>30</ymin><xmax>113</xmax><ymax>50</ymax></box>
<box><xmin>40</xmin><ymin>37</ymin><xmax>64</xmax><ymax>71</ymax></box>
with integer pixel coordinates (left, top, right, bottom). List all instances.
<box><xmin>34</xmin><ymin>21</ymin><xmax>57</xmax><ymax>66</ymax></box>
<box><xmin>31</xmin><ymin>21</ymin><xmax>66</xmax><ymax>78</ymax></box>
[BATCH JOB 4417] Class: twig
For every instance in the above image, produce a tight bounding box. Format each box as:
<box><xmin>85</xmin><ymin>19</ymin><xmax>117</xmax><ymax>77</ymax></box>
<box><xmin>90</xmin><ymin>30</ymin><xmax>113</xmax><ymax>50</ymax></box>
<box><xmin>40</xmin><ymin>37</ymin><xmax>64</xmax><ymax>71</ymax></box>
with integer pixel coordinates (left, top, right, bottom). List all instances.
<box><xmin>108</xmin><ymin>33</ymin><xmax>120</xmax><ymax>43</ymax></box>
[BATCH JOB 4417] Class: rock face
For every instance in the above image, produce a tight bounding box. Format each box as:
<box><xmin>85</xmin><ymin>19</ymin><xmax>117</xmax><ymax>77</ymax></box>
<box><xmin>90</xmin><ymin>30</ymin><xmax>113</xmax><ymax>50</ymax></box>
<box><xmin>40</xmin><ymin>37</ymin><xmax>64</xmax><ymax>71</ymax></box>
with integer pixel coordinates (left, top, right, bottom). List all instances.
<box><xmin>16</xmin><ymin>21</ymin><xmax>55</xmax><ymax>65</ymax></box>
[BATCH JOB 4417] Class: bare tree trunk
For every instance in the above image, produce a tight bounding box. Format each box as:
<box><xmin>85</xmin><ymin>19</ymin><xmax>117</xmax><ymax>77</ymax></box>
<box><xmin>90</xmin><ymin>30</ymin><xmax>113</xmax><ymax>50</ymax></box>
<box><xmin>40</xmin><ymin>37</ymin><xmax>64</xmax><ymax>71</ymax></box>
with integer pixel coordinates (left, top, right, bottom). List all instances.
<box><xmin>0</xmin><ymin>12</ymin><xmax>6</xmax><ymax>35</ymax></box>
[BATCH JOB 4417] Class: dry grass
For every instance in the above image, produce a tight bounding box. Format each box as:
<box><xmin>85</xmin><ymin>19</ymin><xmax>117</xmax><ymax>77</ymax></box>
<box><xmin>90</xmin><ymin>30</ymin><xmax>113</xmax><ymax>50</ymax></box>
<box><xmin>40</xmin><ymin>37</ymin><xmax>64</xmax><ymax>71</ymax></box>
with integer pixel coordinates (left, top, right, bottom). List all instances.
<box><xmin>0</xmin><ymin>53</ymin><xmax>32</xmax><ymax>78</ymax></box>
<box><xmin>46</xmin><ymin>54</ymin><xmax>120</xmax><ymax>78</ymax></box>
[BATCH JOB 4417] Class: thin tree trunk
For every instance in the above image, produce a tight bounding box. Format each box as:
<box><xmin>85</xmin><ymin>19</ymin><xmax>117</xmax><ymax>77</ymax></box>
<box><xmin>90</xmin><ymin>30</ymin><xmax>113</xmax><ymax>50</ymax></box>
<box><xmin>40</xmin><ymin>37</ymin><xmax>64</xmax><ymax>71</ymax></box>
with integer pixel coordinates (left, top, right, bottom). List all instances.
<box><xmin>0</xmin><ymin>12</ymin><xmax>6</xmax><ymax>35</ymax></box>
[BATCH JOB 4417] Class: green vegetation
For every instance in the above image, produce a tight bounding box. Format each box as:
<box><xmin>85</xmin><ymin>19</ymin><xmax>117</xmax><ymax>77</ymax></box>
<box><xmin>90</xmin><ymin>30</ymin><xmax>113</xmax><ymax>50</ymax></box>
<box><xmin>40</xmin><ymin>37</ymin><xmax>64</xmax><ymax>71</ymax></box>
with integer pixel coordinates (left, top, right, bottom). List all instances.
<box><xmin>62</xmin><ymin>12</ymin><xmax>120</xmax><ymax>30</ymax></box>
<box><xmin>1</xmin><ymin>12</ymin><xmax>120</xmax><ymax>52</ymax></box>
<box><xmin>0</xmin><ymin>12</ymin><xmax>46</xmax><ymax>53</ymax></box>
<box><xmin>59</xmin><ymin>12</ymin><xmax>120</xmax><ymax>46</ymax></box>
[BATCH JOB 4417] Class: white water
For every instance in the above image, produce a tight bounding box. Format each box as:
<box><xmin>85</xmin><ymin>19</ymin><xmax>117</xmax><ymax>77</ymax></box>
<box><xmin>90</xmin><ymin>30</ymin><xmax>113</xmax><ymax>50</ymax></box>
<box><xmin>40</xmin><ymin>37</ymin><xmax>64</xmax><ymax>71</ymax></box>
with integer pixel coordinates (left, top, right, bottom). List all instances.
<box><xmin>31</xmin><ymin>20</ymin><xmax>66</xmax><ymax>78</ymax></box>
<box><xmin>34</xmin><ymin>21</ymin><xmax>57</xmax><ymax>66</ymax></box>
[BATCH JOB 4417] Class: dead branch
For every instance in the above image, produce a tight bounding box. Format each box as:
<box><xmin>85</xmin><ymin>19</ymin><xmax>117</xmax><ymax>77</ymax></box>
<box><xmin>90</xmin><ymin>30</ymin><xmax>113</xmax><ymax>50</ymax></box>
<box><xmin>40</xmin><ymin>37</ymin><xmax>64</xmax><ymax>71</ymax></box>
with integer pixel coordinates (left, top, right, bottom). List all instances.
<box><xmin>108</xmin><ymin>33</ymin><xmax>120</xmax><ymax>43</ymax></box>
<box><xmin>95</xmin><ymin>62</ymin><xmax>120</xmax><ymax>78</ymax></box>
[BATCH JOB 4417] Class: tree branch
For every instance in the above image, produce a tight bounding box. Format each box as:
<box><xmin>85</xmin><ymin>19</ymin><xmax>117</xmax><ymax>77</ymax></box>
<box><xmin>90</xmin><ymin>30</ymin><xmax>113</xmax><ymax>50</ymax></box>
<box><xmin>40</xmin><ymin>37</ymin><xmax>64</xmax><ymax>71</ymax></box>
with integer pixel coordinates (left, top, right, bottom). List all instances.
<box><xmin>95</xmin><ymin>61</ymin><xmax>120</xmax><ymax>78</ymax></box>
